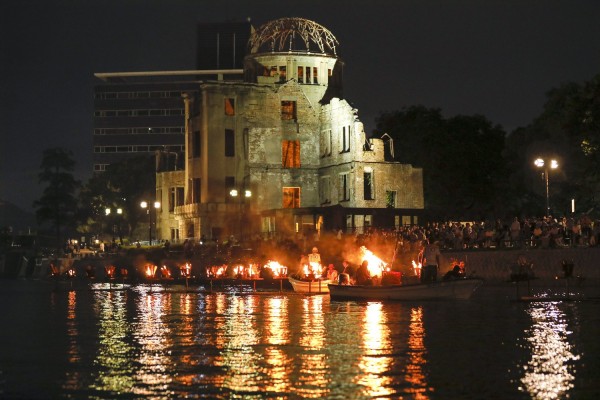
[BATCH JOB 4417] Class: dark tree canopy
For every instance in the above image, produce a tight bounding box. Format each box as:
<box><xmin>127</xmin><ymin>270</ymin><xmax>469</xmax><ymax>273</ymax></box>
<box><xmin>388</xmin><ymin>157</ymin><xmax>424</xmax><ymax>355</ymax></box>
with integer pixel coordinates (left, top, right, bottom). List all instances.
<box><xmin>374</xmin><ymin>106</ymin><xmax>507</xmax><ymax>220</ymax></box>
<box><xmin>33</xmin><ymin>148</ymin><xmax>80</xmax><ymax>248</ymax></box>
<box><xmin>77</xmin><ymin>155</ymin><xmax>155</xmax><ymax>241</ymax></box>
<box><xmin>504</xmin><ymin>73</ymin><xmax>600</xmax><ymax>217</ymax></box>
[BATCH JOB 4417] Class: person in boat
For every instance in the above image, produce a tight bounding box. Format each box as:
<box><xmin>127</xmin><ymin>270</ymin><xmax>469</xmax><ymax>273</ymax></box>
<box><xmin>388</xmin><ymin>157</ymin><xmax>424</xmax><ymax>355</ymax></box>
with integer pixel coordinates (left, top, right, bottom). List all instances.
<box><xmin>421</xmin><ymin>238</ymin><xmax>441</xmax><ymax>283</ymax></box>
<box><xmin>326</xmin><ymin>263</ymin><xmax>338</xmax><ymax>282</ymax></box>
<box><xmin>355</xmin><ymin>260</ymin><xmax>373</xmax><ymax>285</ymax></box>
<box><xmin>308</xmin><ymin>246</ymin><xmax>321</xmax><ymax>265</ymax></box>
<box><xmin>338</xmin><ymin>260</ymin><xmax>354</xmax><ymax>285</ymax></box>
<box><xmin>443</xmin><ymin>264</ymin><xmax>464</xmax><ymax>281</ymax></box>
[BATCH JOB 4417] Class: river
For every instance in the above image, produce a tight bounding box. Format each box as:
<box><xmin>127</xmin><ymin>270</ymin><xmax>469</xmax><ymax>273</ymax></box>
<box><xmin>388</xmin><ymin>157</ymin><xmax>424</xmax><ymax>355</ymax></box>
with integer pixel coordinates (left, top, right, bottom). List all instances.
<box><xmin>0</xmin><ymin>280</ymin><xmax>599</xmax><ymax>399</ymax></box>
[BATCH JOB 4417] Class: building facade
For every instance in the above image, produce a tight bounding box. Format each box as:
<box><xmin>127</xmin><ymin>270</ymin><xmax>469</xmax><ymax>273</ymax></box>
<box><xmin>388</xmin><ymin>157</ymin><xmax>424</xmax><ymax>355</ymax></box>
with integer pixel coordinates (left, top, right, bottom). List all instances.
<box><xmin>157</xmin><ymin>18</ymin><xmax>424</xmax><ymax>242</ymax></box>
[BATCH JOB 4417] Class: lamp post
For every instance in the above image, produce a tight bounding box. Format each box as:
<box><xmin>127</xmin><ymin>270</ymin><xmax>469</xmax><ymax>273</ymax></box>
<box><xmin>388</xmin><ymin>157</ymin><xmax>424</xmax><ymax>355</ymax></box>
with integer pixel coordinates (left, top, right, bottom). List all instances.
<box><xmin>229</xmin><ymin>189</ymin><xmax>251</xmax><ymax>242</ymax></box>
<box><xmin>141</xmin><ymin>201</ymin><xmax>161</xmax><ymax>245</ymax></box>
<box><xmin>534</xmin><ymin>158</ymin><xmax>558</xmax><ymax>217</ymax></box>
<box><xmin>104</xmin><ymin>207</ymin><xmax>123</xmax><ymax>242</ymax></box>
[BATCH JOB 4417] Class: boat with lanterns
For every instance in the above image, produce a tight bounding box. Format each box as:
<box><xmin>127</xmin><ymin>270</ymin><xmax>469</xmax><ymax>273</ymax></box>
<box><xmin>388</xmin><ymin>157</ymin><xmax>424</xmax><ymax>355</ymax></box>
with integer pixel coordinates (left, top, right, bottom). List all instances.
<box><xmin>328</xmin><ymin>278</ymin><xmax>484</xmax><ymax>301</ymax></box>
<box><xmin>328</xmin><ymin>246</ymin><xmax>483</xmax><ymax>301</ymax></box>
<box><xmin>288</xmin><ymin>258</ymin><xmax>331</xmax><ymax>293</ymax></box>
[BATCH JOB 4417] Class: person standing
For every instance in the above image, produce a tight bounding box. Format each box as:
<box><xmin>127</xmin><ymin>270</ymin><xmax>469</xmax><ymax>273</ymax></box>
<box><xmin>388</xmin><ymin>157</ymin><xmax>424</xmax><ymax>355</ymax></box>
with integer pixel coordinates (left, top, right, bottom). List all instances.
<box><xmin>421</xmin><ymin>239</ymin><xmax>441</xmax><ymax>283</ymax></box>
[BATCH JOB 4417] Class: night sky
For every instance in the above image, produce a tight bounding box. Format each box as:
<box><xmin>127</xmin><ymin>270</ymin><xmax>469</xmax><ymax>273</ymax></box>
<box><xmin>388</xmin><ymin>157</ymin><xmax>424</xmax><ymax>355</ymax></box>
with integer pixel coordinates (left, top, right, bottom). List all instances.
<box><xmin>2</xmin><ymin>0</ymin><xmax>600</xmax><ymax>213</ymax></box>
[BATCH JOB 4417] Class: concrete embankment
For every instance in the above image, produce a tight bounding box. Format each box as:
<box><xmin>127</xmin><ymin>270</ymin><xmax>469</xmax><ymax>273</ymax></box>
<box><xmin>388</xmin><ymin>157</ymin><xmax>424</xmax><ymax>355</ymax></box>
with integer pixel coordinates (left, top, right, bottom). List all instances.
<box><xmin>441</xmin><ymin>247</ymin><xmax>600</xmax><ymax>284</ymax></box>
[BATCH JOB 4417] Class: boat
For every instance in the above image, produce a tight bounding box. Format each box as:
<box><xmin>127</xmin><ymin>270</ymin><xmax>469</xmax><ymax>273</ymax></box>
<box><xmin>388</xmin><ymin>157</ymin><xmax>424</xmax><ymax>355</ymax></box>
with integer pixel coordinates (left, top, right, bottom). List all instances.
<box><xmin>288</xmin><ymin>275</ymin><xmax>331</xmax><ymax>293</ymax></box>
<box><xmin>327</xmin><ymin>278</ymin><xmax>484</xmax><ymax>301</ymax></box>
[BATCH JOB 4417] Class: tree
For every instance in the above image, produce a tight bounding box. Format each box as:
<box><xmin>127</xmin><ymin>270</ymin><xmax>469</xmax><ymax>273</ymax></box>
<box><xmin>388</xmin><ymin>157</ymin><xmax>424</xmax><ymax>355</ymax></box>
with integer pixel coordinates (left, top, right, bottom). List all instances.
<box><xmin>77</xmin><ymin>154</ymin><xmax>155</xmax><ymax>242</ymax></box>
<box><xmin>374</xmin><ymin>106</ymin><xmax>508</xmax><ymax>220</ymax></box>
<box><xmin>504</xmin><ymin>73</ymin><xmax>600</xmax><ymax>217</ymax></box>
<box><xmin>33</xmin><ymin>148</ymin><xmax>80</xmax><ymax>251</ymax></box>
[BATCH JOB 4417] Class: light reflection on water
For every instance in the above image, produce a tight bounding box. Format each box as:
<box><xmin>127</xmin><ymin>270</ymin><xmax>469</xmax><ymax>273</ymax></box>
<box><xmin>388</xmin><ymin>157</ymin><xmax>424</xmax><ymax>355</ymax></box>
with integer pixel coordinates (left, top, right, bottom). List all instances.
<box><xmin>357</xmin><ymin>303</ymin><xmax>393</xmax><ymax>398</ymax></box>
<box><xmin>519</xmin><ymin>301</ymin><xmax>580</xmax><ymax>400</ymax></box>
<box><xmin>1</xmin><ymin>282</ymin><xmax>598</xmax><ymax>399</ymax></box>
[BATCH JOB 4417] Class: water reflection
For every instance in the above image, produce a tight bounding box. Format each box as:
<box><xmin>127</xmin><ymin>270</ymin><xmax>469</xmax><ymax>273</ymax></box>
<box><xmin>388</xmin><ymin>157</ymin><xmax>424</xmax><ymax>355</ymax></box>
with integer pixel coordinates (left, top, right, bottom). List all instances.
<box><xmin>405</xmin><ymin>306</ymin><xmax>429</xmax><ymax>399</ymax></box>
<box><xmin>520</xmin><ymin>301</ymin><xmax>580</xmax><ymax>399</ymax></box>
<box><xmin>263</xmin><ymin>296</ymin><xmax>292</xmax><ymax>394</ymax></box>
<box><xmin>219</xmin><ymin>295</ymin><xmax>262</xmax><ymax>394</ymax></box>
<box><xmin>131</xmin><ymin>285</ymin><xmax>174</xmax><ymax>396</ymax></box>
<box><xmin>295</xmin><ymin>295</ymin><xmax>328</xmax><ymax>398</ymax></box>
<box><xmin>91</xmin><ymin>288</ymin><xmax>135</xmax><ymax>394</ymax></box>
<box><xmin>62</xmin><ymin>290</ymin><xmax>81</xmax><ymax>391</ymax></box>
<box><xmin>357</xmin><ymin>303</ymin><xmax>393</xmax><ymax>398</ymax></box>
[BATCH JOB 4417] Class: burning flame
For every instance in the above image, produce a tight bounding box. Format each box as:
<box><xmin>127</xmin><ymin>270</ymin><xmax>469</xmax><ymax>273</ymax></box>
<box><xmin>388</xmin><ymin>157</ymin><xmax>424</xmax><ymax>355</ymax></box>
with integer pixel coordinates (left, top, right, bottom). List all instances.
<box><xmin>180</xmin><ymin>263</ymin><xmax>191</xmax><ymax>278</ymax></box>
<box><xmin>145</xmin><ymin>264</ymin><xmax>157</xmax><ymax>278</ymax></box>
<box><xmin>411</xmin><ymin>260</ymin><xmax>422</xmax><ymax>277</ymax></box>
<box><xmin>105</xmin><ymin>265</ymin><xmax>116</xmax><ymax>278</ymax></box>
<box><xmin>360</xmin><ymin>246</ymin><xmax>387</xmax><ymax>277</ymax></box>
<box><xmin>207</xmin><ymin>265</ymin><xmax>226</xmax><ymax>278</ymax></box>
<box><xmin>264</xmin><ymin>260</ymin><xmax>288</xmax><ymax>277</ymax></box>
<box><xmin>303</xmin><ymin>261</ymin><xmax>323</xmax><ymax>278</ymax></box>
<box><xmin>161</xmin><ymin>265</ymin><xmax>171</xmax><ymax>278</ymax></box>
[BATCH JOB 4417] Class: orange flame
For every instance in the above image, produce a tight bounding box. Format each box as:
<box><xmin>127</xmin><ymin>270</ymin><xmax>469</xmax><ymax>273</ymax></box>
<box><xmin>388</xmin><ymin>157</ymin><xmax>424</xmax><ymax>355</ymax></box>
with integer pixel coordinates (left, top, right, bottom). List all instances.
<box><xmin>264</xmin><ymin>260</ymin><xmax>288</xmax><ymax>277</ymax></box>
<box><xmin>145</xmin><ymin>264</ymin><xmax>157</xmax><ymax>278</ymax></box>
<box><xmin>105</xmin><ymin>265</ymin><xmax>116</xmax><ymax>278</ymax></box>
<box><xmin>161</xmin><ymin>265</ymin><xmax>171</xmax><ymax>278</ymax></box>
<box><xmin>360</xmin><ymin>246</ymin><xmax>387</xmax><ymax>277</ymax></box>
<box><xmin>411</xmin><ymin>260</ymin><xmax>422</xmax><ymax>277</ymax></box>
<box><xmin>180</xmin><ymin>263</ymin><xmax>191</xmax><ymax>277</ymax></box>
<box><xmin>207</xmin><ymin>265</ymin><xmax>226</xmax><ymax>277</ymax></box>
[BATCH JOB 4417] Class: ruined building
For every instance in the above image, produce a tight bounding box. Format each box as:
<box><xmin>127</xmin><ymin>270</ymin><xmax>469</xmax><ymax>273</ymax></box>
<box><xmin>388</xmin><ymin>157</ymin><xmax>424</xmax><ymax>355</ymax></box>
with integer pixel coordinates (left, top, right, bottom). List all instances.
<box><xmin>156</xmin><ymin>18</ymin><xmax>423</xmax><ymax>241</ymax></box>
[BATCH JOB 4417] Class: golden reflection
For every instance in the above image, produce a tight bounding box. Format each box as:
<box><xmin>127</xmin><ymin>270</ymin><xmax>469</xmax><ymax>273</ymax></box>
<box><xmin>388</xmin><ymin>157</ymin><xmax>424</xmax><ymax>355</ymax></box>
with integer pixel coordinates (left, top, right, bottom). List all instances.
<box><xmin>90</xmin><ymin>289</ymin><xmax>135</xmax><ymax>394</ymax></box>
<box><xmin>405</xmin><ymin>306</ymin><xmax>429</xmax><ymax>399</ymax></box>
<box><xmin>294</xmin><ymin>296</ymin><xmax>329</xmax><ymax>399</ymax></box>
<box><xmin>218</xmin><ymin>295</ymin><xmax>262</xmax><ymax>394</ymax></box>
<box><xmin>132</xmin><ymin>288</ymin><xmax>175</xmax><ymax>396</ymax></box>
<box><xmin>357</xmin><ymin>302</ymin><xmax>394</xmax><ymax>398</ymax></box>
<box><xmin>263</xmin><ymin>297</ymin><xmax>292</xmax><ymax>394</ymax></box>
<box><xmin>520</xmin><ymin>302</ymin><xmax>579</xmax><ymax>399</ymax></box>
<box><xmin>171</xmin><ymin>293</ymin><xmax>197</xmax><ymax>388</ymax></box>
<box><xmin>62</xmin><ymin>290</ymin><xmax>81</xmax><ymax>390</ymax></box>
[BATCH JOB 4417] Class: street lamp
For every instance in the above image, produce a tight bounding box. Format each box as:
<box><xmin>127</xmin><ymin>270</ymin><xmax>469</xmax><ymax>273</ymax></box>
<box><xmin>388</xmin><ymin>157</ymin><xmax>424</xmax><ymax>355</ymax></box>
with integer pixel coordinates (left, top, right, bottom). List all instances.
<box><xmin>104</xmin><ymin>207</ymin><xmax>123</xmax><ymax>241</ymax></box>
<box><xmin>534</xmin><ymin>158</ymin><xmax>558</xmax><ymax>217</ymax></box>
<box><xmin>229</xmin><ymin>188</ymin><xmax>251</xmax><ymax>241</ymax></box>
<box><xmin>141</xmin><ymin>201</ymin><xmax>161</xmax><ymax>245</ymax></box>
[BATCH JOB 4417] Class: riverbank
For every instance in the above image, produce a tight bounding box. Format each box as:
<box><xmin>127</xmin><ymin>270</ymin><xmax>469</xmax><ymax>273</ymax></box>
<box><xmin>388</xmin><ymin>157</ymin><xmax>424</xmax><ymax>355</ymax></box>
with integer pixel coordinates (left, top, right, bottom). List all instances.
<box><xmin>442</xmin><ymin>246</ymin><xmax>600</xmax><ymax>283</ymax></box>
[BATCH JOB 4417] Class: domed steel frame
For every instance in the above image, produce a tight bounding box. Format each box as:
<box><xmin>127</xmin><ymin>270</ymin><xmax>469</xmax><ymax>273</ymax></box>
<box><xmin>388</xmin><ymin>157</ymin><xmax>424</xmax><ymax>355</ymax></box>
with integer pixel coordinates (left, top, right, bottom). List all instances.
<box><xmin>248</xmin><ymin>17</ymin><xmax>339</xmax><ymax>56</ymax></box>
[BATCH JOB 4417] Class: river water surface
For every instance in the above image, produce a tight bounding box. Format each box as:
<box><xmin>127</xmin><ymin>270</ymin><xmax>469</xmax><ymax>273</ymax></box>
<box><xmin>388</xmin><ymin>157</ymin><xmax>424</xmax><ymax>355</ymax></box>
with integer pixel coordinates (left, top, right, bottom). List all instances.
<box><xmin>0</xmin><ymin>280</ymin><xmax>599</xmax><ymax>399</ymax></box>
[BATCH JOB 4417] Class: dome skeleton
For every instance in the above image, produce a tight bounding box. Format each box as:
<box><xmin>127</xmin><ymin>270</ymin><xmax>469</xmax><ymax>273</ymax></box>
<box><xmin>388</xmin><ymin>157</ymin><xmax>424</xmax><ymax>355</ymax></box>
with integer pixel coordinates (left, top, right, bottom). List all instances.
<box><xmin>248</xmin><ymin>17</ymin><xmax>338</xmax><ymax>56</ymax></box>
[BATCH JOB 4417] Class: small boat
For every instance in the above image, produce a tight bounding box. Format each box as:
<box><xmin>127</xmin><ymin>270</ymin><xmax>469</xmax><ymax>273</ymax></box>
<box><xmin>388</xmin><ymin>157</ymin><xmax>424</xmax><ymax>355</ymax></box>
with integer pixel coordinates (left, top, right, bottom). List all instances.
<box><xmin>328</xmin><ymin>278</ymin><xmax>484</xmax><ymax>301</ymax></box>
<box><xmin>288</xmin><ymin>275</ymin><xmax>331</xmax><ymax>293</ymax></box>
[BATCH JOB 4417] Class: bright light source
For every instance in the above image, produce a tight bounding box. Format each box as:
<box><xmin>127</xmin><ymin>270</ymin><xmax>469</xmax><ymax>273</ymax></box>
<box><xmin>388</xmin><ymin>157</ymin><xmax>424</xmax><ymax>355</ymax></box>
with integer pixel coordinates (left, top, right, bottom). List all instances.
<box><xmin>140</xmin><ymin>201</ymin><xmax>148</xmax><ymax>209</ymax></box>
<box><xmin>230</xmin><ymin>189</ymin><xmax>239</xmax><ymax>197</ymax></box>
<box><xmin>550</xmin><ymin>159</ymin><xmax>559</xmax><ymax>169</ymax></box>
<box><xmin>105</xmin><ymin>208</ymin><xmax>111</xmax><ymax>216</ymax></box>
<box><xmin>154</xmin><ymin>201</ymin><xmax>161</xmax><ymax>209</ymax></box>
<box><xmin>245</xmin><ymin>190</ymin><xmax>252</xmax><ymax>198</ymax></box>
<box><xmin>117</xmin><ymin>208</ymin><xmax>123</xmax><ymax>214</ymax></box>
<box><xmin>534</xmin><ymin>158</ymin><xmax>544</xmax><ymax>167</ymax></box>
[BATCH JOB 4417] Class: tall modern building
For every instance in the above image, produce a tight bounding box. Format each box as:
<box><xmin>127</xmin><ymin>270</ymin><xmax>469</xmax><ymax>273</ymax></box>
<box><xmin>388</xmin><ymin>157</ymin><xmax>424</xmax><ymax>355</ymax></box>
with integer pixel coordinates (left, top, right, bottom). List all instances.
<box><xmin>92</xmin><ymin>75</ymin><xmax>198</xmax><ymax>172</ymax></box>
<box><xmin>93</xmin><ymin>21</ymin><xmax>253</xmax><ymax>173</ymax></box>
<box><xmin>156</xmin><ymin>18</ymin><xmax>424</xmax><ymax>242</ymax></box>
